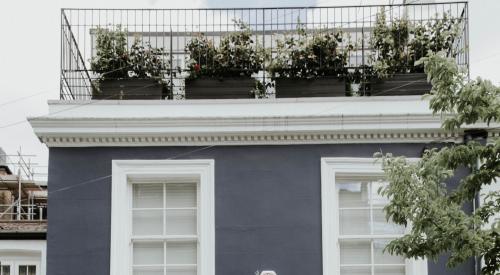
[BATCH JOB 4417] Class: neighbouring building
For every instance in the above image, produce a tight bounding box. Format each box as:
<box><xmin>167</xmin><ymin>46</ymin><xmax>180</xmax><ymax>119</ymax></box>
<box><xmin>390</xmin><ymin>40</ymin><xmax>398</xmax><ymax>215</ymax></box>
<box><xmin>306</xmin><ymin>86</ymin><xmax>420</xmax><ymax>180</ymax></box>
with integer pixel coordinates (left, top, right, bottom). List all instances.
<box><xmin>28</xmin><ymin>2</ymin><xmax>497</xmax><ymax>275</ymax></box>
<box><xmin>0</xmin><ymin>148</ymin><xmax>47</xmax><ymax>275</ymax></box>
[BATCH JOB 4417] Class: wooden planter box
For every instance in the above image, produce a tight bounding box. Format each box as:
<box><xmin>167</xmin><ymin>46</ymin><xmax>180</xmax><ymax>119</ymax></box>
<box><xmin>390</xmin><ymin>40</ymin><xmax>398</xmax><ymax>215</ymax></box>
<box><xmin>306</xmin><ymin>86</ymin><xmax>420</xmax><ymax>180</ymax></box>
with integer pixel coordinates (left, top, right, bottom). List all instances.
<box><xmin>185</xmin><ymin>77</ymin><xmax>255</xmax><ymax>99</ymax></box>
<box><xmin>92</xmin><ymin>78</ymin><xmax>169</xmax><ymax>100</ymax></box>
<box><xmin>370</xmin><ymin>73</ymin><xmax>431</xmax><ymax>96</ymax></box>
<box><xmin>274</xmin><ymin>77</ymin><xmax>346</xmax><ymax>98</ymax></box>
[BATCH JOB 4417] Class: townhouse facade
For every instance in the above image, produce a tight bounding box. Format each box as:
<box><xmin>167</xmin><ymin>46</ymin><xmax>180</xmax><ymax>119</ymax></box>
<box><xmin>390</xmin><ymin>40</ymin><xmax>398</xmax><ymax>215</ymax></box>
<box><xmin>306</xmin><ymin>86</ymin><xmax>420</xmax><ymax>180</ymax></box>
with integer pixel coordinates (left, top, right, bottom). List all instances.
<box><xmin>29</xmin><ymin>2</ymin><xmax>492</xmax><ymax>275</ymax></box>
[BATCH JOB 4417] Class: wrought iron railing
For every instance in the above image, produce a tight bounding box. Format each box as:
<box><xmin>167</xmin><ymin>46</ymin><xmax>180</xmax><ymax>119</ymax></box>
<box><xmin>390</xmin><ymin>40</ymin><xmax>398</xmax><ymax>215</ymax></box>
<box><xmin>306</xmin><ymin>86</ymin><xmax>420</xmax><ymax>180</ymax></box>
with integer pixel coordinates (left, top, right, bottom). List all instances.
<box><xmin>60</xmin><ymin>2</ymin><xmax>469</xmax><ymax>100</ymax></box>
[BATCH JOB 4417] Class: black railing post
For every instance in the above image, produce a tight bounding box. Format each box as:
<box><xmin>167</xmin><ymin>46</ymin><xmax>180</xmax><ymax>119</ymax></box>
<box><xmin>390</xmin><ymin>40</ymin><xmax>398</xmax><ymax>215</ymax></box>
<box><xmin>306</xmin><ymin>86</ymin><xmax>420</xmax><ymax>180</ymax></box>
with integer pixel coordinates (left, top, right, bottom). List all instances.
<box><xmin>170</xmin><ymin>27</ymin><xmax>174</xmax><ymax>99</ymax></box>
<box><xmin>262</xmin><ymin>8</ymin><xmax>266</xmax><ymax>94</ymax></box>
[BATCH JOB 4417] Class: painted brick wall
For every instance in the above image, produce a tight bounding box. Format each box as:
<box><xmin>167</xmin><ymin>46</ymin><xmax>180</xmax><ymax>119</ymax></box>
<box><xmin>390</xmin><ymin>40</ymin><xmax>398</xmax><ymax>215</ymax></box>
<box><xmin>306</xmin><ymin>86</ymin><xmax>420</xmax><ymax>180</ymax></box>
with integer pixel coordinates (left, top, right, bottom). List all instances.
<box><xmin>47</xmin><ymin>144</ymin><xmax>475</xmax><ymax>275</ymax></box>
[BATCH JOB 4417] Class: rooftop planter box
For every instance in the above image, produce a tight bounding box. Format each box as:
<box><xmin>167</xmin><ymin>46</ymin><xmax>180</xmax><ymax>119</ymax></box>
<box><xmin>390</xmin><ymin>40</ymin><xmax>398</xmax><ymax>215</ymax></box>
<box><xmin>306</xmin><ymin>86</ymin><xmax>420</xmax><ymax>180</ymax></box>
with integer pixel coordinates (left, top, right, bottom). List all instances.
<box><xmin>370</xmin><ymin>73</ymin><xmax>431</xmax><ymax>96</ymax></box>
<box><xmin>184</xmin><ymin>21</ymin><xmax>263</xmax><ymax>99</ymax></box>
<box><xmin>90</xmin><ymin>25</ymin><xmax>171</xmax><ymax>100</ymax></box>
<box><xmin>185</xmin><ymin>77</ymin><xmax>255</xmax><ymax>99</ymax></box>
<box><xmin>274</xmin><ymin>77</ymin><xmax>346</xmax><ymax>98</ymax></box>
<box><xmin>368</xmin><ymin>9</ymin><xmax>460</xmax><ymax>96</ymax></box>
<box><xmin>92</xmin><ymin>78</ymin><xmax>169</xmax><ymax>100</ymax></box>
<box><xmin>269</xmin><ymin>28</ymin><xmax>352</xmax><ymax>98</ymax></box>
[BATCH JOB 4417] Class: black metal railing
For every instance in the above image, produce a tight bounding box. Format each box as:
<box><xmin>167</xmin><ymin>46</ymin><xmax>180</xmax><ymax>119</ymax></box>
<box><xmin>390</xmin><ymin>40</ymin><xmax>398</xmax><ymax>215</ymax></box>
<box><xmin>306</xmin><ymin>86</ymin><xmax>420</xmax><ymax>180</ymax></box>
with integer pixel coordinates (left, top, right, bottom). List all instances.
<box><xmin>60</xmin><ymin>2</ymin><xmax>469</xmax><ymax>100</ymax></box>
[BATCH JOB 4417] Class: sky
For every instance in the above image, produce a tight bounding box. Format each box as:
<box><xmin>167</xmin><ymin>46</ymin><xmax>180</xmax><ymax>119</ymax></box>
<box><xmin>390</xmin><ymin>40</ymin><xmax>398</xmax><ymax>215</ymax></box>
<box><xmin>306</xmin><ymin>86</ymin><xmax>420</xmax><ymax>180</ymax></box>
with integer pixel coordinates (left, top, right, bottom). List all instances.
<box><xmin>0</xmin><ymin>0</ymin><xmax>499</xmax><ymax>180</ymax></box>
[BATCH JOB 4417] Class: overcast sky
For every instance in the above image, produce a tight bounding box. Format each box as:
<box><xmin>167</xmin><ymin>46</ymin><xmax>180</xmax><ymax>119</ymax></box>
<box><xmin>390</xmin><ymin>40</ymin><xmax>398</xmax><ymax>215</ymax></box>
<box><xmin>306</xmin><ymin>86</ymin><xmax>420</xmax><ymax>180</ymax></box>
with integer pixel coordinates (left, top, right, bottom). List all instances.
<box><xmin>0</xmin><ymin>0</ymin><xmax>498</xmax><ymax>180</ymax></box>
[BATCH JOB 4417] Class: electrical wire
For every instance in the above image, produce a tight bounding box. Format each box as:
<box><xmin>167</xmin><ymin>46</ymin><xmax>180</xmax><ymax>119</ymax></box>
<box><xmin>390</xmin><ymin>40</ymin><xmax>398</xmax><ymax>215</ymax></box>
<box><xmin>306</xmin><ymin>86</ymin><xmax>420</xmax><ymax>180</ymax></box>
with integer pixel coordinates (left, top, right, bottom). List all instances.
<box><xmin>0</xmin><ymin>90</ymin><xmax>52</xmax><ymax>108</ymax></box>
<box><xmin>37</xmin><ymin>77</ymin><xmax>500</xmax><ymax>195</ymax></box>
<box><xmin>47</xmin><ymin>145</ymin><xmax>216</xmax><ymax>195</ymax></box>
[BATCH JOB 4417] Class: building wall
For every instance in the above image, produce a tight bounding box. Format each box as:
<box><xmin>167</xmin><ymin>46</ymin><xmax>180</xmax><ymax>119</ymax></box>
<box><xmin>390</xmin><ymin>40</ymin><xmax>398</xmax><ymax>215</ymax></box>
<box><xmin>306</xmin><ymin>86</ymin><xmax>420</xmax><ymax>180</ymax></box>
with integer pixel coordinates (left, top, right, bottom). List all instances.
<box><xmin>47</xmin><ymin>144</ymin><xmax>475</xmax><ymax>275</ymax></box>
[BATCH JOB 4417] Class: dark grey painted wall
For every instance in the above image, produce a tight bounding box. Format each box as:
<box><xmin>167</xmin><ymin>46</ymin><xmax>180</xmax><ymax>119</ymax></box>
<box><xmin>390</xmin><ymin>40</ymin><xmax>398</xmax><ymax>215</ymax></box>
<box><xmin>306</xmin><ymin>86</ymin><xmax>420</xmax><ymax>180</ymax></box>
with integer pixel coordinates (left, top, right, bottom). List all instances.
<box><xmin>47</xmin><ymin>144</ymin><xmax>475</xmax><ymax>275</ymax></box>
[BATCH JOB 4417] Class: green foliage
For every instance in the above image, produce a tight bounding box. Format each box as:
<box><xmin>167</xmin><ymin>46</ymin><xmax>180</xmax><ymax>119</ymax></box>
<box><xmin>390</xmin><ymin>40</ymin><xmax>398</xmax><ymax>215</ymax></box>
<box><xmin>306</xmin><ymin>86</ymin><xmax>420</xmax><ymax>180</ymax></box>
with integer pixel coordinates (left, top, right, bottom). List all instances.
<box><xmin>185</xmin><ymin>20</ymin><xmax>265</xmax><ymax>78</ymax></box>
<box><xmin>90</xmin><ymin>25</ymin><xmax>169</xmax><ymax>80</ymax></box>
<box><xmin>90</xmin><ymin>25</ymin><xmax>129</xmax><ymax>78</ymax></box>
<box><xmin>370</xmin><ymin>10</ymin><xmax>410</xmax><ymax>78</ymax></box>
<box><xmin>185</xmin><ymin>35</ymin><xmax>218</xmax><ymax>78</ymax></box>
<box><xmin>410</xmin><ymin>13</ymin><xmax>461</xmax><ymax>72</ymax></box>
<box><xmin>419</xmin><ymin>53</ymin><xmax>500</xmax><ymax>131</ymax></box>
<box><xmin>128</xmin><ymin>40</ymin><xmax>168</xmax><ymax>79</ymax></box>
<box><xmin>268</xmin><ymin>23</ymin><xmax>352</xmax><ymax>79</ymax></box>
<box><xmin>376</xmin><ymin>52</ymin><xmax>500</xmax><ymax>274</ymax></box>
<box><xmin>371</xmin><ymin>8</ymin><xmax>461</xmax><ymax>78</ymax></box>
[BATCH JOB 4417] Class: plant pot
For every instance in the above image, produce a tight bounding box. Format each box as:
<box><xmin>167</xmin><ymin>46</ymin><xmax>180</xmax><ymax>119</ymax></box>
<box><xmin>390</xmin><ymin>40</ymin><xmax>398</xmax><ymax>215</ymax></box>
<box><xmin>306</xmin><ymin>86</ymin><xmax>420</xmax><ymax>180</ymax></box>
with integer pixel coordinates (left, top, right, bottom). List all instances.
<box><xmin>185</xmin><ymin>77</ymin><xmax>255</xmax><ymax>99</ymax></box>
<box><xmin>92</xmin><ymin>78</ymin><xmax>170</xmax><ymax>100</ymax></box>
<box><xmin>274</xmin><ymin>77</ymin><xmax>346</xmax><ymax>98</ymax></box>
<box><xmin>370</xmin><ymin>73</ymin><xmax>431</xmax><ymax>96</ymax></box>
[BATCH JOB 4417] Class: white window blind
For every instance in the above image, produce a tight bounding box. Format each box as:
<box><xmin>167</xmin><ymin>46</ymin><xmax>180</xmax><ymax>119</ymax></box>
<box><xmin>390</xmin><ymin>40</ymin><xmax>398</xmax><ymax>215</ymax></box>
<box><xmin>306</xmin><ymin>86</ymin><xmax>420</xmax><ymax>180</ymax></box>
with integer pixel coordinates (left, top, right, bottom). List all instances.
<box><xmin>337</xmin><ymin>180</ymin><xmax>406</xmax><ymax>275</ymax></box>
<box><xmin>132</xmin><ymin>182</ymin><xmax>198</xmax><ymax>275</ymax></box>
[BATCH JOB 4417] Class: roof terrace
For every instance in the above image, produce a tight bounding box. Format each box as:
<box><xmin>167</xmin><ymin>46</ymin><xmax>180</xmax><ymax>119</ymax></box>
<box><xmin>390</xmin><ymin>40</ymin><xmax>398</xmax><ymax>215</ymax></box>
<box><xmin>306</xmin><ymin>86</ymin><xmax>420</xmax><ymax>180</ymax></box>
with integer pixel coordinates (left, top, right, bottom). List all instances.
<box><xmin>60</xmin><ymin>2</ymin><xmax>469</xmax><ymax>100</ymax></box>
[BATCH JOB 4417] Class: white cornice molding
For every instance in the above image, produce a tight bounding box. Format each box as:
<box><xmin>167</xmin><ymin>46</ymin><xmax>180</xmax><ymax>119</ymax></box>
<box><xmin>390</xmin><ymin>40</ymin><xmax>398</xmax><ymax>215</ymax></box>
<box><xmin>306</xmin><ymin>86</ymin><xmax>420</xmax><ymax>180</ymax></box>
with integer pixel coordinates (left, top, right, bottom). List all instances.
<box><xmin>28</xmin><ymin>97</ymin><xmax>496</xmax><ymax>147</ymax></box>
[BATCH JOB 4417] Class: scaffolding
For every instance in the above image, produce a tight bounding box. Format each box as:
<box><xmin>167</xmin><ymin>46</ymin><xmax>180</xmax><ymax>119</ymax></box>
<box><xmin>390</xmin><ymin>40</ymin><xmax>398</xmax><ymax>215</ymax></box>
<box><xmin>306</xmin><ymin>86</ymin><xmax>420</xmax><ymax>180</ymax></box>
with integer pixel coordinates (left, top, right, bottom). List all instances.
<box><xmin>0</xmin><ymin>148</ymin><xmax>47</xmax><ymax>222</ymax></box>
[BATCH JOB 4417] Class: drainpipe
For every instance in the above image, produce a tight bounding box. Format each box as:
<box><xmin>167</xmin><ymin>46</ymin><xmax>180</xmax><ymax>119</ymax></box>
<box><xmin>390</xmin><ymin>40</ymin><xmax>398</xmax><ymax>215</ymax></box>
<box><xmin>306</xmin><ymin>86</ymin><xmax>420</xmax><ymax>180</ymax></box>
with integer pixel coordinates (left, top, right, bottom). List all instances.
<box><xmin>463</xmin><ymin>129</ymin><xmax>488</xmax><ymax>275</ymax></box>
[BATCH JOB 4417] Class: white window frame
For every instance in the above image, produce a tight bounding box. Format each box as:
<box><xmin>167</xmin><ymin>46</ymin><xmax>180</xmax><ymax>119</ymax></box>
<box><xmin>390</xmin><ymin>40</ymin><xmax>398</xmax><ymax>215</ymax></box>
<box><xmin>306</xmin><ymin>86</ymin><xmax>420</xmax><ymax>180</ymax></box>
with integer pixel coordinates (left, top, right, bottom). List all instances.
<box><xmin>0</xmin><ymin>260</ymin><xmax>13</xmax><ymax>275</ymax></box>
<box><xmin>0</xmin><ymin>240</ymin><xmax>45</xmax><ymax>275</ymax></box>
<box><xmin>110</xmin><ymin>159</ymin><xmax>215</xmax><ymax>275</ymax></box>
<box><xmin>321</xmin><ymin>157</ymin><xmax>427</xmax><ymax>275</ymax></box>
<box><xmin>0</xmin><ymin>261</ymin><xmax>40</xmax><ymax>275</ymax></box>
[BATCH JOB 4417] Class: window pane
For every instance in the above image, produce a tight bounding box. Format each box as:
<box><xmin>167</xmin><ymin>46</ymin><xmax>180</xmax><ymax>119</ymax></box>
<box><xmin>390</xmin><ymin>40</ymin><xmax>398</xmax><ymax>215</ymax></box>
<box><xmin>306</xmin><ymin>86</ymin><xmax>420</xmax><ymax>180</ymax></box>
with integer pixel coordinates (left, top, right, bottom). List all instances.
<box><xmin>340</xmin><ymin>266</ymin><xmax>371</xmax><ymax>275</ymax></box>
<box><xmin>374</xmin><ymin>266</ymin><xmax>405</xmax><ymax>275</ymax></box>
<box><xmin>133</xmin><ymin>267</ymin><xmax>163</xmax><ymax>275</ymax></box>
<box><xmin>133</xmin><ymin>242</ymin><xmax>164</xmax><ymax>265</ymax></box>
<box><xmin>340</xmin><ymin>209</ymin><xmax>370</xmax><ymax>235</ymax></box>
<box><xmin>165</xmin><ymin>209</ymin><xmax>197</xmax><ymax>235</ymax></box>
<box><xmin>338</xmin><ymin>182</ymin><xmax>369</xmax><ymax>208</ymax></box>
<box><xmin>340</xmin><ymin>240</ymin><xmax>371</xmax><ymax>265</ymax></box>
<box><xmin>166</xmin><ymin>242</ymin><xmax>197</xmax><ymax>265</ymax></box>
<box><xmin>373</xmin><ymin>240</ymin><xmax>405</xmax><ymax>265</ymax></box>
<box><xmin>166</xmin><ymin>184</ymin><xmax>196</xmax><ymax>208</ymax></box>
<box><xmin>28</xmin><ymin>266</ymin><xmax>36</xmax><ymax>275</ymax></box>
<box><xmin>133</xmin><ymin>210</ymin><xmax>163</xmax><ymax>235</ymax></box>
<box><xmin>372</xmin><ymin>209</ymin><xmax>405</xmax><ymax>235</ymax></box>
<box><xmin>133</xmin><ymin>184</ymin><xmax>163</xmax><ymax>208</ymax></box>
<box><xmin>18</xmin><ymin>266</ymin><xmax>36</xmax><ymax>275</ymax></box>
<box><xmin>371</xmin><ymin>181</ymin><xmax>390</xmax><ymax>207</ymax></box>
<box><xmin>1</xmin><ymin>266</ymin><xmax>10</xmax><ymax>275</ymax></box>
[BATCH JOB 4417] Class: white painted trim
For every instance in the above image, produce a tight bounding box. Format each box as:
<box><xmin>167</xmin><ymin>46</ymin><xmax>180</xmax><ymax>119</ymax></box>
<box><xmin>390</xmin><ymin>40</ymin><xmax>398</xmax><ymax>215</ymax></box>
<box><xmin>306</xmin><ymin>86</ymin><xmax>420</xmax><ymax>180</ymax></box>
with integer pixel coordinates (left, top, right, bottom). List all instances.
<box><xmin>0</xmin><ymin>240</ymin><xmax>46</xmax><ymax>275</ymax></box>
<box><xmin>111</xmin><ymin>159</ymin><xmax>215</xmax><ymax>275</ymax></box>
<box><xmin>29</xmin><ymin>96</ymin><xmax>497</xmax><ymax>147</ymax></box>
<box><xmin>320</xmin><ymin>157</ymin><xmax>427</xmax><ymax>275</ymax></box>
<box><xmin>30</xmin><ymin>97</ymin><xmax>500</xmax><ymax>147</ymax></box>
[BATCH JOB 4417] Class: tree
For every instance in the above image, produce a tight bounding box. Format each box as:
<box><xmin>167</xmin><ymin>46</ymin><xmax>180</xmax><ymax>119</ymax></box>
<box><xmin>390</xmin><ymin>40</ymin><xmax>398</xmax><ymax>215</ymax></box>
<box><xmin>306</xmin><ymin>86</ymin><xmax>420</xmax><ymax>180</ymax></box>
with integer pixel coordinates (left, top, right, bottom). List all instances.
<box><xmin>376</xmin><ymin>52</ymin><xmax>500</xmax><ymax>274</ymax></box>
